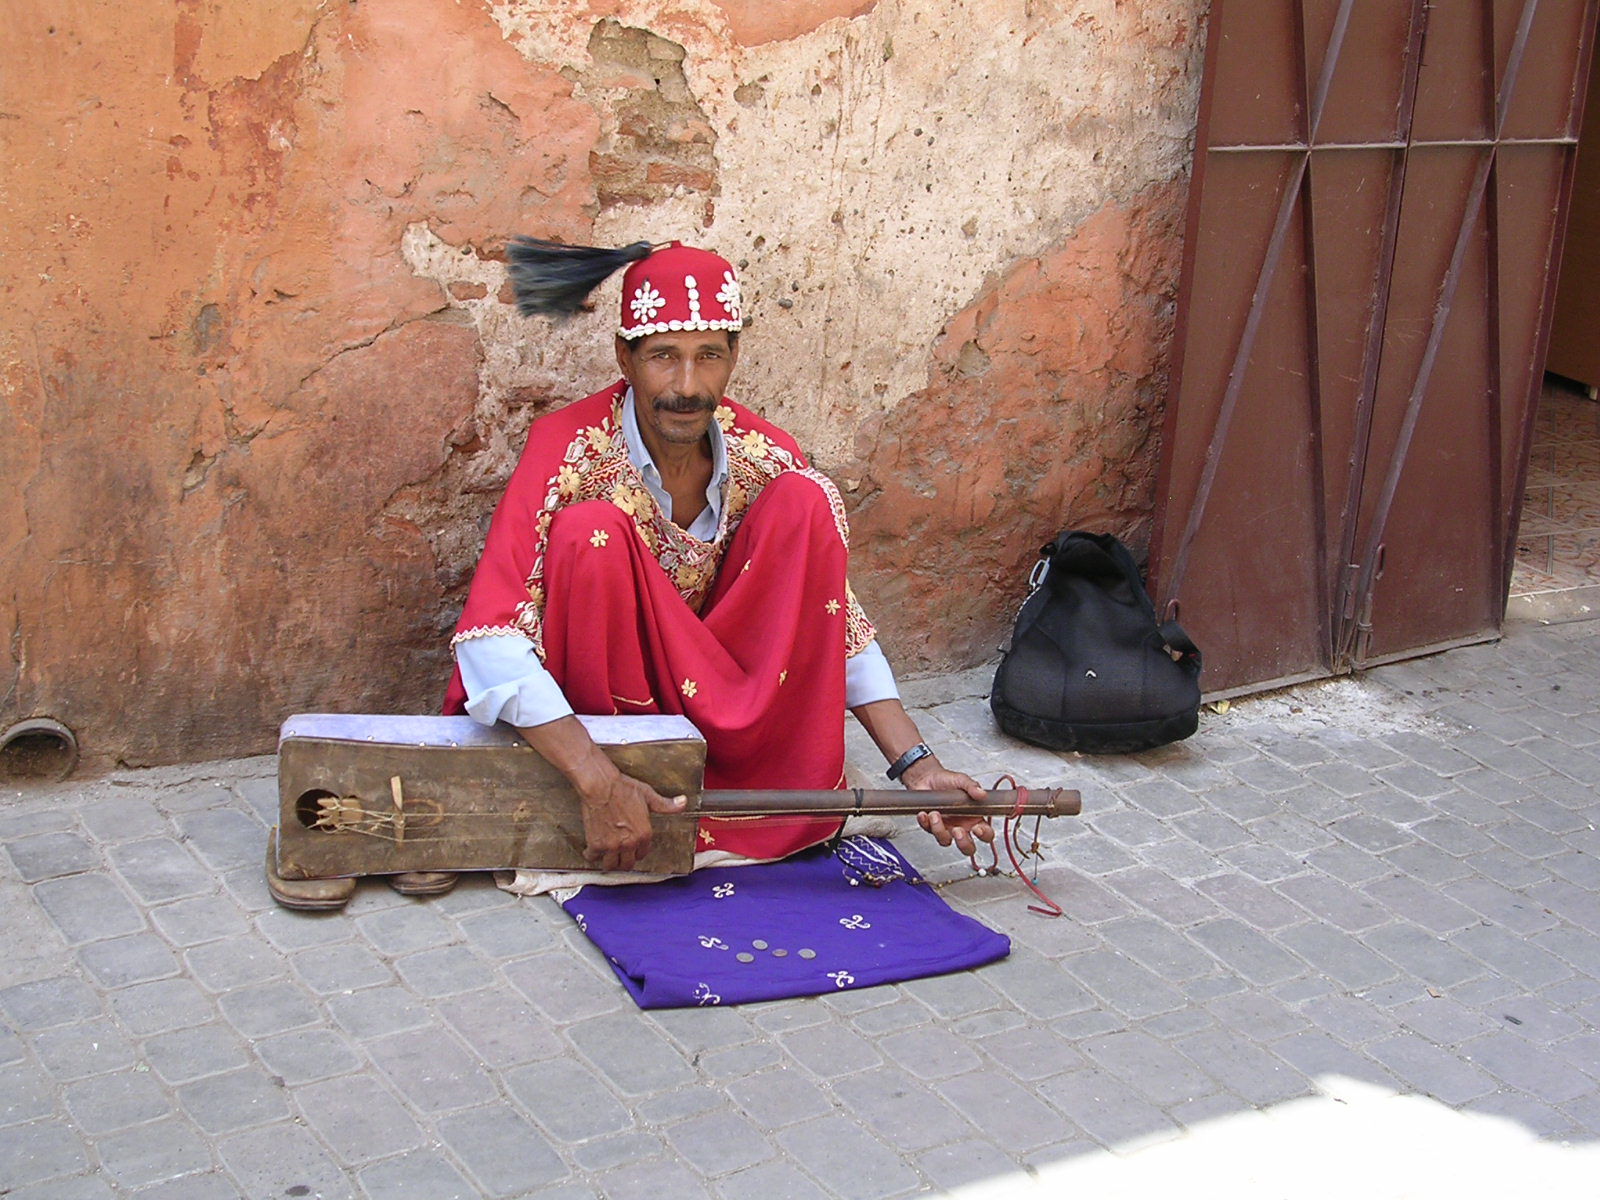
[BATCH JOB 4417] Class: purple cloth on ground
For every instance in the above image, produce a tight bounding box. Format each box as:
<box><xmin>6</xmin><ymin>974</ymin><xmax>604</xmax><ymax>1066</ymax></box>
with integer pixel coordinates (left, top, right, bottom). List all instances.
<box><xmin>561</xmin><ymin>837</ymin><xmax>1010</xmax><ymax>1008</ymax></box>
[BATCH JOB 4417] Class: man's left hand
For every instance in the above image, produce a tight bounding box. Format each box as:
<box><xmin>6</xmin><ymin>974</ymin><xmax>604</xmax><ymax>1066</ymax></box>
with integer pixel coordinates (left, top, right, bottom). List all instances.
<box><xmin>902</xmin><ymin>758</ymin><xmax>994</xmax><ymax>857</ymax></box>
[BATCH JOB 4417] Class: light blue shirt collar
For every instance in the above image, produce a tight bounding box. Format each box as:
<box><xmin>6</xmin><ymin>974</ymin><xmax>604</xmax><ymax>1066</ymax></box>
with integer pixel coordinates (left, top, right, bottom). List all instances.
<box><xmin>621</xmin><ymin>386</ymin><xmax>729</xmax><ymax>539</ymax></box>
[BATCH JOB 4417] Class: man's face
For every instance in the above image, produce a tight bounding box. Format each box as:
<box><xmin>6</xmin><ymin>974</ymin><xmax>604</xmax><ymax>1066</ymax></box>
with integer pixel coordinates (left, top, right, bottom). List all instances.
<box><xmin>616</xmin><ymin>330</ymin><xmax>739</xmax><ymax>447</ymax></box>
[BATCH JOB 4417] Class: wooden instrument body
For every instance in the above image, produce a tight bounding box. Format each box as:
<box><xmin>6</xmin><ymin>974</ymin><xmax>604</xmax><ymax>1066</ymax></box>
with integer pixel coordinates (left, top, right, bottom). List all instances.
<box><xmin>275</xmin><ymin>714</ymin><xmax>707</xmax><ymax>879</ymax></box>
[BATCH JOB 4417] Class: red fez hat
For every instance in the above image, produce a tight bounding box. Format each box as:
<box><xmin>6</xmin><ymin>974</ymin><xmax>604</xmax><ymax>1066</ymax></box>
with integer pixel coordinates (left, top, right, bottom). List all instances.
<box><xmin>618</xmin><ymin>242</ymin><xmax>742</xmax><ymax>340</ymax></box>
<box><xmin>504</xmin><ymin>236</ymin><xmax>744</xmax><ymax>337</ymax></box>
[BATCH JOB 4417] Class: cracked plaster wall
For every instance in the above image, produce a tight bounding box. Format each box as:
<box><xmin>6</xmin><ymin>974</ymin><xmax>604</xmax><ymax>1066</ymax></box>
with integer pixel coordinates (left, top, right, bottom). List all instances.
<box><xmin>2</xmin><ymin>0</ymin><xmax>1203</xmax><ymax>768</ymax></box>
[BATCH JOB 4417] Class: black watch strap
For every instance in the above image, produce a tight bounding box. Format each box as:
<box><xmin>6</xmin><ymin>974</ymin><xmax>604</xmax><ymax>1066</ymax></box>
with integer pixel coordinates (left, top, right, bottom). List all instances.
<box><xmin>886</xmin><ymin>742</ymin><xmax>933</xmax><ymax>782</ymax></box>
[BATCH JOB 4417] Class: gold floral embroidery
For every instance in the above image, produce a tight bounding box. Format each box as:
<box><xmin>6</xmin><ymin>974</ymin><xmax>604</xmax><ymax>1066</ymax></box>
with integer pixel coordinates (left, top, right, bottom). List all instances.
<box><xmin>698</xmin><ymin>827</ymin><xmax>717</xmax><ymax>845</ymax></box>
<box><xmin>779</xmin><ymin>669</ymin><xmax>788</xmax><ymax>685</ymax></box>
<box><xmin>680</xmin><ymin>678</ymin><xmax>698</xmax><ymax>699</ymax></box>
<box><xmin>590</xmin><ymin>530</ymin><xmax>610</xmax><ymax>547</ymax></box>
<box><xmin>825</xmin><ymin>599</ymin><xmax>841</xmax><ymax>615</ymax></box>
<box><xmin>509</xmin><ymin>389</ymin><xmax>875</xmax><ymax>662</ymax></box>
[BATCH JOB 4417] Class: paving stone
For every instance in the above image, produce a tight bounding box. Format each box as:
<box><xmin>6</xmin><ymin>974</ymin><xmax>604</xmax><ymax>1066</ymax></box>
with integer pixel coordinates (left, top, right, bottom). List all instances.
<box><xmin>61</xmin><ymin>1067</ymin><xmax>172</xmax><ymax>1132</ymax></box>
<box><xmin>1382</xmin><ymin>843</ymin><xmax>1473</xmax><ymax>886</ymax></box>
<box><xmin>1275</xmin><ymin>873</ymin><xmax>1391</xmax><ymax>932</ymax></box>
<box><xmin>1362</xmin><ymin>875</ymin><xmax>1478</xmax><ymax>933</ymax></box>
<box><xmin>1136</xmin><ymin>837</ymin><xmax>1228</xmax><ymax>883</ymax></box>
<box><xmin>457</xmin><ymin>905</ymin><xmax>560</xmax><ymax>959</ymax></box>
<box><xmin>435</xmin><ymin>988</ymin><xmax>565</xmax><ymax>1068</ymax></box>
<box><xmin>0</xmin><ymin>1063</ymin><xmax>55</xmax><ymax>1126</ymax></box>
<box><xmin>1174</xmin><ymin>1030</ymin><xmax>1313</xmax><ymax>1106</ymax></box>
<box><xmin>592</xmin><ymin>1156</ymin><xmax>713</xmax><ymax>1200</ymax></box>
<box><xmin>874</xmin><ymin>1024</ymin><xmax>982</xmax><ymax>1081</ymax></box>
<box><xmin>217</xmin><ymin>980</ymin><xmax>320</xmax><ymax>1039</ymax></box>
<box><xmin>897</xmin><ymin>970</ymin><xmax>1003</xmax><ymax>1019</ymax></box>
<box><xmin>775</xmin><ymin>1114</ymin><xmax>918</xmax><ymax>1199</ymax></box>
<box><xmin>634</xmin><ymin>1084</ymin><xmax>727</xmax><ymax>1125</ymax></box>
<box><xmin>1459</xmin><ymin>1030</ymin><xmax>1596</xmax><ymax>1103</ymax></box>
<box><xmin>1328</xmin><ymin>813</ymin><xmax>1411</xmax><ymax>854</ymax></box>
<box><xmin>1036</xmin><ymin>1067</ymin><xmax>1182</xmax><ymax>1148</ymax></box>
<box><xmin>0</xmin><ymin>809</ymin><xmax>73</xmax><ymax>839</ymax></box>
<box><xmin>5</xmin><ymin>1173</ymin><xmax>119</xmax><ymax>1200</ymax></box>
<box><xmin>1453</xmin><ymin>923</ymin><xmax>1574</xmax><ymax>989</ymax></box>
<box><xmin>293</xmin><ymin>1075</ymin><xmax>424</xmax><ymax>1164</ymax></box>
<box><xmin>1464</xmin><ymin>1089</ymin><xmax>1582</xmax><ymax>1140</ymax></box>
<box><xmin>1097</xmin><ymin>915</ymin><xmax>1216</xmax><ymax>982</ymax></box>
<box><xmin>777</xmin><ymin>1020</ymin><xmax>882</xmax><ymax>1079</ymax></box>
<box><xmin>1466</xmin><ymin>848</ymin><xmax>1552</xmax><ymax>890</ymax></box>
<box><xmin>106</xmin><ymin>839</ymin><xmax>214</xmax><ymax>905</ymax></box>
<box><xmin>1218</xmin><ymin>843</ymin><xmax>1308</xmax><ymax>883</ymax></box>
<box><xmin>507</xmin><ymin>1058</ymin><xmax>632</xmax><ymax>1144</ymax></box>
<box><xmin>0</xmin><ymin>976</ymin><xmax>101</xmax><ymax>1031</ymax></box>
<box><xmin>1306</xmin><ymin>761</ymin><xmax>1381</xmax><ymax>798</ymax></box>
<box><xmin>173</xmin><ymin>809</ymin><xmax>264</xmax><ymax>873</ymax></box>
<box><xmin>33</xmin><ymin>874</ymin><xmax>146</xmax><ymax>944</ymax></box>
<box><xmin>1080</xmin><ymin>1029</ymin><xmax>1217</xmax><ymax>1106</ymax></box>
<box><xmin>5</xmin><ymin>831</ymin><xmax>100</xmax><ymax>882</ymax></box>
<box><xmin>291</xmin><ymin>942</ymin><xmax>394</xmax><ymax>994</ymax></box>
<box><xmin>156</xmin><ymin>783</ymin><xmax>234</xmax><ymax>814</ymax></box>
<box><xmin>252</xmin><ymin>906</ymin><xmax>356</xmax><ymax>954</ymax></box>
<box><xmin>565</xmin><ymin>1012</ymin><xmax>694</xmax><ymax>1096</ymax></box>
<box><xmin>1202</xmin><ymin>990</ymin><xmax>1307</xmax><ymax>1042</ymax></box>
<box><xmin>358</xmin><ymin>1149</ymin><xmax>478</xmax><ymax>1200</ymax></box>
<box><xmin>711</xmin><ymin>1159</ymin><xmax>829</xmax><ymax>1200</ymax></box>
<box><xmin>254</xmin><ymin>1028</ymin><xmax>362</xmax><ymax>1086</ymax></box>
<box><xmin>663</xmin><ymin>1109</ymin><xmax>776</xmax><ymax>1176</ymax></box>
<box><xmin>216</xmin><ymin>1121</ymin><xmax>358</xmax><ymax>1200</ymax></box>
<box><xmin>698</xmin><ymin>1041</ymin><xmax>784</xmax><ymax>1080</ymax></box>
<box><xmin>30</xmin><ymin>1017</ymin><xmax>137</xmax><ymax>1081</ymax></box>
<box><xmin>1390</xmin><ymin>995</ymin><xmax>1496</xmax><ymax>1045</ymax></box>
<box><xmin>1366</xmin><ymin>1035</ymin><xmax>1498</xmax><ymax>1103</ymax></box>
<box><xmin>183</xmin><ymin>938</ymin><xmax>286</xmax><ymax>992</ymax></box>
<box><xmin>1443</xmin><ymin>877</ymin><xmax>1558</xmax><ymax>933</ymax></box>
<box><xmin>1187</xmin><ymin>918</ymin><xmax>1305</xmax><ymax>987</ymax></box>
<box><xmin>1304</xmin><ymin>841</ymin><xmax>1391</xmax><ymax>885</ymax></box>
<box><xmin>504</xmin><ymin>952</ymin><xmax>625</xmax><ymax>1022</ymax></box>
<box><xmin>109</xmin><ymin>979</ymin><xmax>214</xmax><ymax>1036</ymax></box>
<box><xmin>1170</xmin><ymin>812</ymin><xmax>1250</xmax><ymax>852</ymax></box>
<box><xmin>1088</xmin><ymin>809</ymin><xmax>1174</xmax><ymax>849</ymax></box>
<box><xmin>149</xmin><ymin>895</ymin><xmax>251</xmax><ymax>947</ymax></box>
<box><xmin>1365</xmin><ymin>923</ymin><xmax>1486</xmax><ymax>989</ymax></box>
<box><xmin>143</xmin><ymin>1024</ymin><xmax>250</xmax><ymax>1086</ymax></box>
<box><xmin>1268</xmin><ymin>1031</ymin><xmax>1394</xmax><ymax>1086</ymax></box>
<box><xmin>569</xmin><ymin>1129</ymin><xmax>664</xmax><ymax>1172</ymax></box>
<box><xmin>1533</xmin><ymin>925</ymin><xmax>1600</xmax><ymax>978</ymax></box>
<box><xmin>95</xmin><ymin>1115</ymin><xmax>213</xmax><ymax>1189</ymax></box>
<box><xmin>177</xmin><ymin>1066</ymin><xmax>290</xmax><ymax>1134</ymax></box>
<box><xmin>1194</xmin><ymin>872</ymin><xmax>1305</xmax><ymax>930</ymax></box>
<box><xmin>0</xmin><ymin>1119</ymin><xmax>89</xmax><ymax>1189</ymax></box>
<box><xmin>436</xmin><ymin>1104</ymin><xmax>570</xmax><ymax>1196</ymax></box>
<box><xmin>367</xmin><ymin>1026</ymin><xmax>495</xmax><ymax>1114</ymax></box>
<box><xmin>391</xmin><ymin>944</ymin><xmax>495</xmax><ymax>998</ymax></box>
<box><xmin>725</xmin><ymin>1067</ymin><xmax>834</xmax><ymax>1128</ymax></box>
<box><xmin>936</xmin><ymin>1071</ymin><xmax>1067</xmax><ymax>1152</ymax></box>
<box><xmin>1101</xmin><ymin>866</ymin><xmax>1220</xmax><ymax>927</ymax></box>
<box><xmin>325</xmin><ymin>985</ymin><xmax>432</xmax><ymax>1040</ymax></box>
<box><xmin>77</xmin><ymin>931</ymin><xmax>180</xmax><ymax>988</ymax></box>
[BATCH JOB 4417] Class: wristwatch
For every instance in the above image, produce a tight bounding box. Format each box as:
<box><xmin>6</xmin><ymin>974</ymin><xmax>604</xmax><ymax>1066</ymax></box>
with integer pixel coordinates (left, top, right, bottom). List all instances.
<box><xmin>885</xmin><ymin>741</ymin><xmax>933</xmax><ymax>782</ymax></box>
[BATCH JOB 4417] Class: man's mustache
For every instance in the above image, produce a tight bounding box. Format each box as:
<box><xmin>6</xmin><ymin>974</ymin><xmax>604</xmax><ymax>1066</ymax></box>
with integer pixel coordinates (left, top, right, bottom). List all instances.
<box><xmin>653</xmin><ymin>393</ymin><xmax>717</xmax><ymax>414</ymax></box>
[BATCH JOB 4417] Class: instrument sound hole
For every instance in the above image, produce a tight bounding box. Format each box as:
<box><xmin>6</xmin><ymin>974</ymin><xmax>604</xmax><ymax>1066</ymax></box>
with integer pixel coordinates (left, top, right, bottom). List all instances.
<box><xmin>294</xmin><ymin>789</ymin><xmax>341</xmax><ymax>830</ymax></box>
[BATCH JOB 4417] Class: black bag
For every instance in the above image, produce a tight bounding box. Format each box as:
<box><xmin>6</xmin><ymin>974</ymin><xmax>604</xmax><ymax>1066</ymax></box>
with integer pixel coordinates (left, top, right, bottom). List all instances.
<box><xmin>990</xmin><ymin>531</ymin><xmax>1202</xmax><ymax>754</ymax></box>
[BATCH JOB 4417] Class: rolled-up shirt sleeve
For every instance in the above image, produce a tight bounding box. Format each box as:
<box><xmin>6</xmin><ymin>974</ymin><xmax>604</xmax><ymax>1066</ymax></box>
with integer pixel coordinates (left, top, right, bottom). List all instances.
<box><xmin>845</xmin><ymin>639</ymin><xmax>900</xmax><ymax>708</ymax></box>
<box><xmin>455</xmin><ymin>635</ymin><xmax>574</xmax><ymax>729</ymax></box>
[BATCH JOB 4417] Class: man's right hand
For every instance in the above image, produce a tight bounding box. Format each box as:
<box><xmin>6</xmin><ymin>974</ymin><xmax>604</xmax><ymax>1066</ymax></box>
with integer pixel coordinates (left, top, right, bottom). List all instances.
<box><xmin>576</xmin><ymin>768</ymin><xmax>686</xmax><ymax>872</ymax></box>
<box><xmin>516</xmin><ymin>716</ymin><xmax>687</xmax><ymax>873</ymax></box>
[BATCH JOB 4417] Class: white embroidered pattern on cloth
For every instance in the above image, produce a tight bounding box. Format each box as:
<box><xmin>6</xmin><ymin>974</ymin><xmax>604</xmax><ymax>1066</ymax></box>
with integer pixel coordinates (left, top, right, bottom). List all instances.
<box><xmin>507</xmin><ymin>390</ymin><xmax>876</xmax><ymax>662</ymax></box>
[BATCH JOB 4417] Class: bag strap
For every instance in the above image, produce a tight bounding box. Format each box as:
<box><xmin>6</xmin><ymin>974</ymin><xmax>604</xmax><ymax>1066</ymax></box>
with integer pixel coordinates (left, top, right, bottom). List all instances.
<box><xmin>1158</xmin><ymin>618</ymin><xmax>1202</xmax><ymax>672</ymax></box>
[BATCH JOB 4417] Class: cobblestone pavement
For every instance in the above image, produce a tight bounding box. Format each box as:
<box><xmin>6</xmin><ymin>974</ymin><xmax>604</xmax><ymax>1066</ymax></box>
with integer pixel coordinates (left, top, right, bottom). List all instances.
<box><xmin>4</xmin><ymin>617</ymin><xmax>1600</xmax><ymax>1198</ymax></box>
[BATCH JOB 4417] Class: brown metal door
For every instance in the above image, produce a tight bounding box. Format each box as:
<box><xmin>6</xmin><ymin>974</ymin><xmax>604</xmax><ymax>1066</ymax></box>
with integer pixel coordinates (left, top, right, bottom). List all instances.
<box><xmin>1148</xmin><ymin>0</ymin><xmax>1597</xmax><ymax>695</ymax></box>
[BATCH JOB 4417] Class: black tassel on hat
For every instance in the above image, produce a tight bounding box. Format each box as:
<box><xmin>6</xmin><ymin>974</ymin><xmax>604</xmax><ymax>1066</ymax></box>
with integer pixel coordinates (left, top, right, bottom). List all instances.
<box><xmin>506</xmin><ymin>236</ymin><xmax>656</xmax><ymax>318</ymax></box>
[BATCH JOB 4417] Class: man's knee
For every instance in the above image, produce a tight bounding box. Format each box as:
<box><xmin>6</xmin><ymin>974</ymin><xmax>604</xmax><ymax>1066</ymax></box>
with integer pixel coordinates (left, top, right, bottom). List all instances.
<box><xmin>548</xmin><ymin>498</ymin><xmax>634</xmax><ymax>546</ymax></box>
<box><xmin>749</xmin><ymin>469</ymin><xmax>847</xmax><ymax>542</ymax></box>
